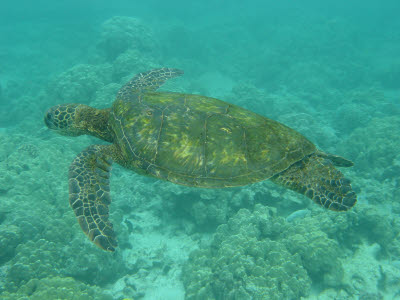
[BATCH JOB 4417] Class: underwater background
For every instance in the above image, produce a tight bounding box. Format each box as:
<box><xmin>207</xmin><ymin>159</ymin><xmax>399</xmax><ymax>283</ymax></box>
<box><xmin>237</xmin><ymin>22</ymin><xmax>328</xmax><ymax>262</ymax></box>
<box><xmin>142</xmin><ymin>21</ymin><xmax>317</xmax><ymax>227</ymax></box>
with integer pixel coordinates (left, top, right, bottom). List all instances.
<box><xmin>1</xmin><ymin>0</ymin><xmax>400</xmax><ymax>299</ymax></box>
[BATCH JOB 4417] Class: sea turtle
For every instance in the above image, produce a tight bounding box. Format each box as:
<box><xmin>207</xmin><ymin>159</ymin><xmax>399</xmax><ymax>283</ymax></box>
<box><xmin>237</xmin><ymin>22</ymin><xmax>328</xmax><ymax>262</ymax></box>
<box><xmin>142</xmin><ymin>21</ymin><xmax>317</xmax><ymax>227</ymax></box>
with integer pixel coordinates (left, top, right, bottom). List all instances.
<box><xmin>44</xmin><ymin>68</ymin><xmax>357</xmax><ymax>252</ymax></box>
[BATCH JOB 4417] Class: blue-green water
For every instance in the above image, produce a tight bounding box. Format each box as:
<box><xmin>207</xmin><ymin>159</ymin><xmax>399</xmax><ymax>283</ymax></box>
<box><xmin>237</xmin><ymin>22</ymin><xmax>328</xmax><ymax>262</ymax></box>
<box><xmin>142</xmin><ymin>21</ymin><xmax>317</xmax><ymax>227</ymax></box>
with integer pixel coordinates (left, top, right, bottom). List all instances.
<box><xmin>1</xmin><ymin>1</ymin><xmax>400</xmax><ymax>299</ymax></box>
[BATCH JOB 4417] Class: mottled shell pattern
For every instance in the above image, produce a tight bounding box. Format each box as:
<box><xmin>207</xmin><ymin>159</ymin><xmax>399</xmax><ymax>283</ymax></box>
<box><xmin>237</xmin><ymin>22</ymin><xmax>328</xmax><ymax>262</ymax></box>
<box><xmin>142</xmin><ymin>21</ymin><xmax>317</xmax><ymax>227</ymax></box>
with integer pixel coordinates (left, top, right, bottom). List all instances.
<box><xmin>110</xmin><ymin>91</ymin><xmax>316</xmax><ymax>188</ymax></box>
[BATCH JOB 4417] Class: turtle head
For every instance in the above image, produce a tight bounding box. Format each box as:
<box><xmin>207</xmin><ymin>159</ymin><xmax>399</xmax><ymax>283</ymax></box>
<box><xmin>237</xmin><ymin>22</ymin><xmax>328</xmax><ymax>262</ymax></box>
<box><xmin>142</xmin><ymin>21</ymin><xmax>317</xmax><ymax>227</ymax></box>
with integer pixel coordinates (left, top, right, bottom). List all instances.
<box><xmin>44</xmin><ymin>104</ymin><xmax>113</xmax><ymax>142</ymax></box>
<box><xmin>44</xmin><ymin>104</ymin><xmax>86</xmax><ymax>136</ymax></box>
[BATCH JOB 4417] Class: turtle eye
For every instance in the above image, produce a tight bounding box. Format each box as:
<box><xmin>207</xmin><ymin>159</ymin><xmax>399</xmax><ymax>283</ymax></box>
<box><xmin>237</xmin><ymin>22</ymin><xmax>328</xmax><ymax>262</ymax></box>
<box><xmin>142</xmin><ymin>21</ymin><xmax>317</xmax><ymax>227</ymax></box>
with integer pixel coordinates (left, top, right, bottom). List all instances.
<box><xmin>146</xmin><ymin>110</ymin><xmax>153</xmax><ymax>116</ymax></box>
<box><xmin>44</xmin><ymin>111</ymin><xmax>54</xmax><ymax>128</ymax></box>
<box><xmin>44</xmin><ymin>108</ymin><xmax>60</xmax><ymax>129</ymax></box>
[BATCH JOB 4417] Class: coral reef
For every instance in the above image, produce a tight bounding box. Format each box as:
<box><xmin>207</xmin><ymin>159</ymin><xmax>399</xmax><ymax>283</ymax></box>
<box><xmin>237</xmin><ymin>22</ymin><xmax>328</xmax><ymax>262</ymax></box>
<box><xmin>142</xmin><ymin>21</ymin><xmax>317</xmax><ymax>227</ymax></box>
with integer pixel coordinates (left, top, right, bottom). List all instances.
<box><xmin>47</xmin><ymin>64</ymin><xmax>112</xmax><ymax>104</ymax></box>
<box><xmin>97</xmin><ymin>16</ymin><xmax>157</xmax><ymax>61</ymax></box>
<box><xmin>91</xmin><ymin>82</ymin><xmax>121</xmax><ymax>108</ymax></box>
<box><xmin>112</xmin><ymin>49</ymin><xmax>159</xmax><ymax>82</ymax></box>
<box><xmin>282</xmin><ymin>217</ymin><xmax>344</xmax><ymax>285</ymax></box>
<box><xmin>0</xmin><ymin>225</ymin><xmax>22</xmax><ymax>264</ymax></box>
<box><xmin>341</xmin><ymin>243</ymin><xmax>400</xmax><ymax>299</ymax></box>
<box><xmin>339</xmin><ymin>116</ymin><xmax>400</xmax><ymax>175</ymax></box>
<box><xmin>1</xmin><ymin>276</ymin><xmax>112</xmax><ymax>300</ymax></box>
<box><xmin>332</xmin><ymin>88</ymin><xmax>387</xmax><ymax>134</ymax></box>
<box><xmin>6</xmin><ymin>239</ymin><xmax>63</xmax><ymax>289</ymax></box>
<box><xmin>182</xmin><ymin>205</ymin><xmax>312</xmax><ymax>299</ymax></box>
<box><xmin>0</xmin><ymin>133</ymin><xmax>127</xmax><ymax>294</ymax></box>
<box><xmin>182</xmin><ymin>200</ymin><xmax>400</xmax><ymax>298</ymax></box>
<box><xmin>3</xmin><ymin>224</ymin><xmax>127</xmax><ymax>291</ymax></box>
<box><xmin>375</xmin><ymin>59</ymin><xmax>400</xmax><ymax>89</ymax></box>
<box><xmin>2</xmin><ymin>10</ymin><xmax>400</xmax><ymax>300</ymax></box>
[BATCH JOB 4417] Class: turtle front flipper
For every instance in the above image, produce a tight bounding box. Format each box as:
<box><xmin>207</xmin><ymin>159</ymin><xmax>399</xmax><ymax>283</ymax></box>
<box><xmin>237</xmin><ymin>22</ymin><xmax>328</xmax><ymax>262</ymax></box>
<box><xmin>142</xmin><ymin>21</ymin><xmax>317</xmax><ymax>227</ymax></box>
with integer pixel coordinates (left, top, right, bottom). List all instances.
<box><xmin>271</xmin><ymin>153</ymin><xmax>357</xmax><ymax>211</ymax></box>
<box><xmin>118</xmin><ymin>67</ymin><xmax>184</xmax><ymax>97</ymax></box>
<box><xmin>68</xmin><ymin>144</ymin><xmax>117</xmax><ymax>251</ymax></box>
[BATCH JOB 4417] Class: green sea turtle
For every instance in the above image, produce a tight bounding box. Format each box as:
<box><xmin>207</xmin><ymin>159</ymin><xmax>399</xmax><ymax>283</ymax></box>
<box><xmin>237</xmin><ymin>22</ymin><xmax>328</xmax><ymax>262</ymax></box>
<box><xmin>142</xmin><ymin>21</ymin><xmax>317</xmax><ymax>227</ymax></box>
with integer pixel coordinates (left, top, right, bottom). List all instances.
<box><xmin>44</xmin><ymin>68</ymin><xmax>357</xmax><ymax>252</ymax></box>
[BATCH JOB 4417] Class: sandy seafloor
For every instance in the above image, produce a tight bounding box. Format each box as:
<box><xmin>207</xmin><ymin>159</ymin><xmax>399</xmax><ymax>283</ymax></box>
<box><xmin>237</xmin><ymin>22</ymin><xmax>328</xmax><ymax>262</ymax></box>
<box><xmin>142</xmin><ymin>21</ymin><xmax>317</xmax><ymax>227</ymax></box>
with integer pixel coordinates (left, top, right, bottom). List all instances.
<box><xmin>1</xmin><ymin>1</ymin><xmax>400</xmax><ymax>299</ymax></box>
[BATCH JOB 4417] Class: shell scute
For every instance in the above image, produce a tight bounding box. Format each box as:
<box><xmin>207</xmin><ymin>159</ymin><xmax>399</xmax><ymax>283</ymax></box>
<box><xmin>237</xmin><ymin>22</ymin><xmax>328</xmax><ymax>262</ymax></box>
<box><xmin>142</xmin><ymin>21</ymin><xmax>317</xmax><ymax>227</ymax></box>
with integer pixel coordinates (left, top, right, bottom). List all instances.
<box><xmin>111</xmin><ymin>91</ymin><xmax>315</xmax><ymax>187</ymax></box>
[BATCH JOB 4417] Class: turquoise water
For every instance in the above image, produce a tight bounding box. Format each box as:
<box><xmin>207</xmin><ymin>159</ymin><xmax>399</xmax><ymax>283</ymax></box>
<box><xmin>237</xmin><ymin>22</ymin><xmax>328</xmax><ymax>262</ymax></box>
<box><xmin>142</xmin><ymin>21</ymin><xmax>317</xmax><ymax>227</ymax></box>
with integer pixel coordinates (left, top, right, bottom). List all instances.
<box><xmin>1</xmin><ymin>1</ymin><xmax>400</xmax><ymax>299</ymax></box>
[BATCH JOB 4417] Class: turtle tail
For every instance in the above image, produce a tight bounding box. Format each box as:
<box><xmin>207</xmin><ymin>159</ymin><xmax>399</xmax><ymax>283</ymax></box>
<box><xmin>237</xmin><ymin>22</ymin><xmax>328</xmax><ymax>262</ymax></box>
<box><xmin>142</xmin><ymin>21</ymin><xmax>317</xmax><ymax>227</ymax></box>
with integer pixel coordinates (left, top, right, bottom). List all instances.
<box><xmin>271</xmin><ymin>153</ymin><xmax>357</xmax><ymax>211</ymax></box>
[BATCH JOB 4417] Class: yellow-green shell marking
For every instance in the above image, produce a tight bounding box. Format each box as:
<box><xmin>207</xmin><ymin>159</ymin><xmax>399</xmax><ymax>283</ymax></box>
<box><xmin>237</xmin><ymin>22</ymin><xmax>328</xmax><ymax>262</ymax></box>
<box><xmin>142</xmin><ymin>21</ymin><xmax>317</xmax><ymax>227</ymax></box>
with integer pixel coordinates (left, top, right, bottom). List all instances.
<box><xmin>111</xmin><ymin>92</ymin><xmax>316</xmax><ymax>188</ymax></box>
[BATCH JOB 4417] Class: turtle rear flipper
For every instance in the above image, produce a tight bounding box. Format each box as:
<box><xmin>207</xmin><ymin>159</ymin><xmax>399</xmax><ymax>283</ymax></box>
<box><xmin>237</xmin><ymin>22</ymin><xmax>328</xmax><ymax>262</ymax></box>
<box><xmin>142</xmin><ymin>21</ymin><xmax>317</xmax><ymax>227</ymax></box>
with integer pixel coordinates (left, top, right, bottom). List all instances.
<box><xmin>272</xmin><ymin>153</ymin><xmax>357</xmax><ymax>211</ymax></box>
<box><xmin>68</xmin><ymin>144</ymin><xmax>117</xmax><ymax>251</ymax></box>
<box><xmin>316</xmin><ymin>151</ymin><xmax>354</xmax><ymax>167</ymax></box>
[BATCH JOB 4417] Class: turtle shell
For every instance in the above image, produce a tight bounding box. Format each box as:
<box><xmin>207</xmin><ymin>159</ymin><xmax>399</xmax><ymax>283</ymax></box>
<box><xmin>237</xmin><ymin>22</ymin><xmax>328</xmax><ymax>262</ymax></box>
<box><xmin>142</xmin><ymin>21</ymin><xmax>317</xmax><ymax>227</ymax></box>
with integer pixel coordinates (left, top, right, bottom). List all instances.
<box><xmin>110</xmin><ymin>91</ymin><xmax>316</xmax><ymax>188</ymax></box>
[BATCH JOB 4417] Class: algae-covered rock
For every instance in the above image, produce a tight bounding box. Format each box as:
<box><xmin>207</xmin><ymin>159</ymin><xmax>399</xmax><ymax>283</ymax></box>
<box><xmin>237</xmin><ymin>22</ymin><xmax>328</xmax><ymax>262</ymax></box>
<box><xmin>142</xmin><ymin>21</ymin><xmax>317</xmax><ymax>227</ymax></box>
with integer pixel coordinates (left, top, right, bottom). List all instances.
<box><xmin>354</xmin><ymin>205</ymin><xmax>399</xmax><ymax>248</ymax></box>
<box><xmin>5</xmin><ymin>235</ymin><xmax>126</xmax><ymax>292</ymax></box>
<box><xmin>98</xmin><ymin>16</ymin><xmax>157</xmax><ymax>61</ymax></box>
<box><xmin>0</xmin><ymin>225</ymin><xmax>22</xmax><ymax>264</ymax></box>
<box><xmin>301</xmin><ymin>209</ymin><xmax>360</xmax><ymax>248</ymax></box>
<box><xmin>182</xmin><ymin>205</ymin><xmax>311</xmax><ymax>299</ymax></box>
<box><xmin>341</xmin><ymin>243</ymin><xmax>384</xmax><ymax>297</ymax></box>
<box><xmin>0</xmin><ymin>133</ymin><xmax>128</xmax><ymax>293</ymax></box>
<box><xmin>61</xmin><ymin>235</ymin><xmax>127</xmax><ymax>286</ymax></box>
<box><xmin>112</xmin><ymin>49</ymin><xmax>159</xmax><ymax>82</ymax></box>
<box><xmin>338</xmin><ymin>116</ymin><xmax>400</xmax><ymax>179</ymax></box>
<box><xmin>0</xmin><ymin>137</ymin><xmax>48</xmax><ymax>200</ymax></box>
<box><xmin>182</xmin><ymin>203</ymin><xmax>358</xmax><ymax>298</ymax></box>
<box><xmin>376</xmin><ymin>59</ymin><xmax>400</xmax><ymax>89</ymax></box>
<box><xmin>48</xmin><ymin>63</ymin><xmax>112</xmax><ymax>103</ymax></box>
<box><xmin>6</xmin><ymin>239</ymin><xmax>62</xmax><ymax>289</ymax></box>
<box><xmin>333</xmin><ymin>88</ymin><xmax>385</xmax><ymax>134</ymax></box>
<box><xmin>283</xmin><ymin>224</ymin><xmax>343</xmax><ymax>285</ymax></box>
<box><xmin>166</xmin><ymin>186</ymin><xmax>235</xmax><ymax>229</ymax></box>
<box><xmin>91</xmin><ymin>83</ymin><xmax>121</xmax><ymax>108</ymax></box>
<box><xmin>304</xmin><ymin>204</ymin><xmax>400</xmax><ymax>255</ymax></box>
<box><xmin>1</xmin><ymin>276</ymin><xmax>112</xmax><ymax>300</ymax></box>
